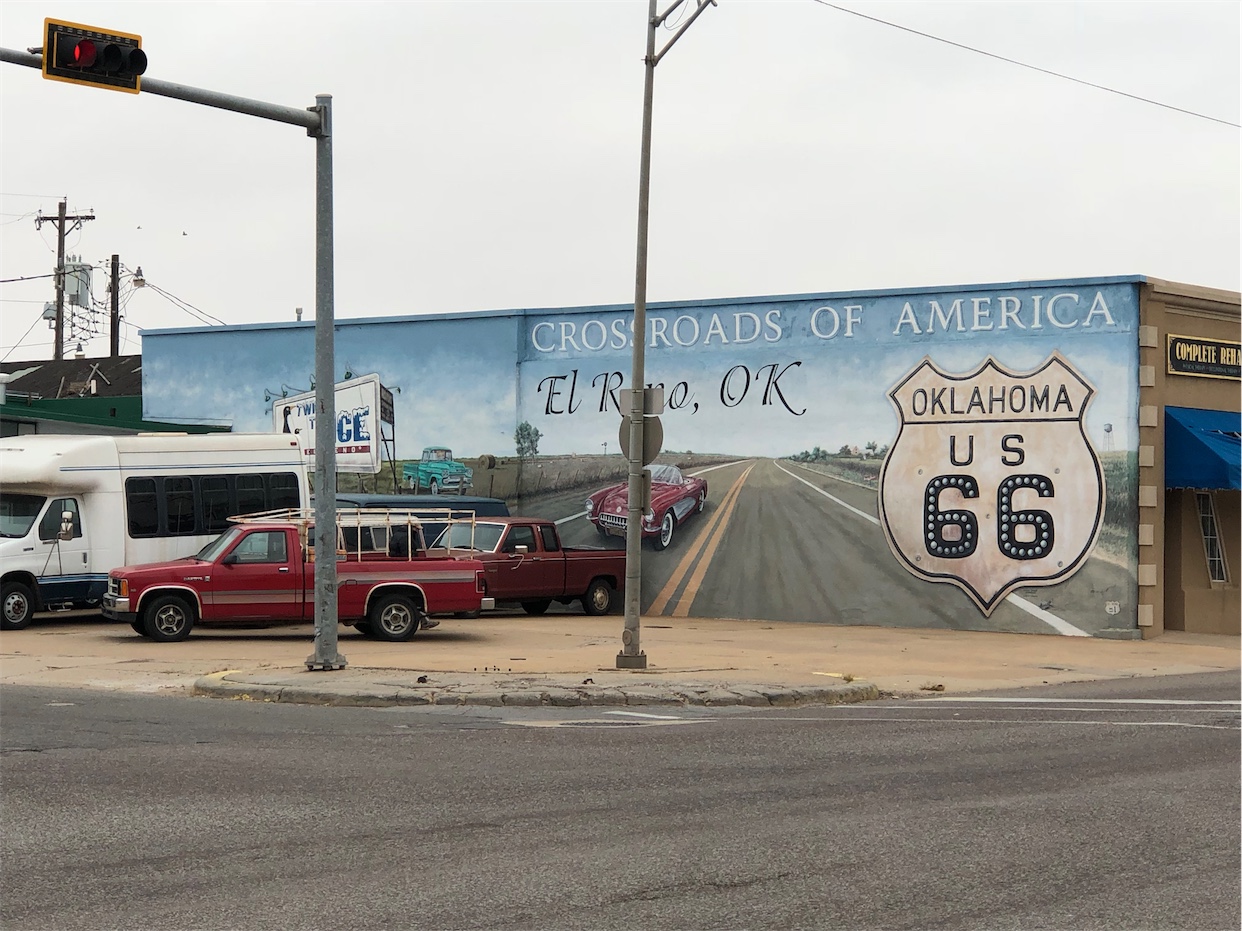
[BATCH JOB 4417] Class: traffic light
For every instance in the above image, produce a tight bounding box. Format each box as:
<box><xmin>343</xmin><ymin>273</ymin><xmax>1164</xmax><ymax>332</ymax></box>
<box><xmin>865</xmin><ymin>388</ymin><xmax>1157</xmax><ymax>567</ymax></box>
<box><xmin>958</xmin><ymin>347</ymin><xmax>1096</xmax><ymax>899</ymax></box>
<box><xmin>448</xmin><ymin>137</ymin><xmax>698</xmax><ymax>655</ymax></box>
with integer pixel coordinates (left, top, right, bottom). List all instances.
<box><xmin>42</xmin><ymin>18</ymin><xmax>146</xmax><ymax>94</ymax></box>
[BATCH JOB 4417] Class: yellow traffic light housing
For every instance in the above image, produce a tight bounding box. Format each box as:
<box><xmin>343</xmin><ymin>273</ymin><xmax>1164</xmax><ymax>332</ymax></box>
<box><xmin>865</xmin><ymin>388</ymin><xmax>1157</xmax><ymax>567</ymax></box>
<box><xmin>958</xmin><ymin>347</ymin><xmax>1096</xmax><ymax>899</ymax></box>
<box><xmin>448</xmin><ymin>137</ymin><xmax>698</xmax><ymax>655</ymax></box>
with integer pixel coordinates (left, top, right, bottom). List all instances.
<box><xmin>42</xmin><ymin>18</ymin><xmax>146</xmax><ymax>94</ymax></box>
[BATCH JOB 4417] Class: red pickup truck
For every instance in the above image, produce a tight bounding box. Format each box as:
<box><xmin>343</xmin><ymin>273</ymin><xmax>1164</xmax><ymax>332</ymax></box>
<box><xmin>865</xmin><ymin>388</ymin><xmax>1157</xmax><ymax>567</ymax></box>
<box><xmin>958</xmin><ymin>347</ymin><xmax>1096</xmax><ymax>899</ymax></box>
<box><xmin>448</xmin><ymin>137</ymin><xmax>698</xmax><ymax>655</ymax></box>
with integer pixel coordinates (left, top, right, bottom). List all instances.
<box><xmin>432</xmin><ymin>516</ymin><xmax>625</xmax><ymax>616</ymax></box>
<box><xmin>101</xmin><ymin>514</ymin><xmax>491</xmax><ymax>642</ymax></box>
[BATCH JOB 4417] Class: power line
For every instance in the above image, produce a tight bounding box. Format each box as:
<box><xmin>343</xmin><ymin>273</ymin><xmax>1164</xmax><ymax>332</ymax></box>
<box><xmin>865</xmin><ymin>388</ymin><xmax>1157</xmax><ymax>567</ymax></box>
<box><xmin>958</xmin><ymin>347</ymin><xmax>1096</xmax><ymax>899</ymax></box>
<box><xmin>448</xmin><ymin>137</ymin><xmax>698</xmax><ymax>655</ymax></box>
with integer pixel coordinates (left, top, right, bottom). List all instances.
<box><xmin>0</xmin><ymin>273</ymin><xmax>57</xmax><ymax>284</ymax></box>
<box><xmin>143</xmin><ymin>281</ymin><xmax>228</xmax><ymax>327</ymax></box>
<box><xmin>0</xmin><ymin>313</ymin><xmax>44</xmax><ymax>363</ymax></box>
<box><xmin>812</xmin><ymin>1</ymin><xmax>1241</xmax><ymax>129</ymax></box>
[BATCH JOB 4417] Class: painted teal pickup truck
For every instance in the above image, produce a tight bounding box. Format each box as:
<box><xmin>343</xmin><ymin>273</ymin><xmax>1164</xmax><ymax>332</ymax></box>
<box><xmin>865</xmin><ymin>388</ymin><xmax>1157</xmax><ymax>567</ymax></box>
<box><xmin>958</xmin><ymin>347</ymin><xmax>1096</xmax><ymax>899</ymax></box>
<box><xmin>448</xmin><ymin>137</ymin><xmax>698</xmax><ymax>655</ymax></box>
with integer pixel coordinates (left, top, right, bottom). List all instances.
<box><xmin>403</xmin><ymin>447</ymin><xmax>473</xmax><ymax>495</ymax></box>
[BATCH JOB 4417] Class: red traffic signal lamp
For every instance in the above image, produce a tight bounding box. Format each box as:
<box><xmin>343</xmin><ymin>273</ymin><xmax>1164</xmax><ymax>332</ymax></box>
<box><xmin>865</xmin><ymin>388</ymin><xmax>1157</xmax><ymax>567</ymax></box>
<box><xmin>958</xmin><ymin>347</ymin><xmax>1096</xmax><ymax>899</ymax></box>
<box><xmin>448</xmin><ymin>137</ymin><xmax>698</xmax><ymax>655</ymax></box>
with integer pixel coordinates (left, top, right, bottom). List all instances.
<box><xmin>42</xmin><ymin>18</ymin><xmax>146</xmax><ymax>94</ymax></box>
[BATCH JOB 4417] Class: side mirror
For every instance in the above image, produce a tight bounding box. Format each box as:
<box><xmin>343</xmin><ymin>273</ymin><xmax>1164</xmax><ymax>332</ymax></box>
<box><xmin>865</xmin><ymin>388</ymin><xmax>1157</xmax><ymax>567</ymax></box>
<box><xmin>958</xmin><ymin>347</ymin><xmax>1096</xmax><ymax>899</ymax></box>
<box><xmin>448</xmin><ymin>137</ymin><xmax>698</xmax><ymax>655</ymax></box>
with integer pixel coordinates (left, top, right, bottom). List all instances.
<box><xmin>514</xmin><ymin>544</ymin><xmax>528</xmax><ymax>555</ymax></box>
<box><xmin>58</xmin><ymin>510</ymin><xmax>74</xmax><ymax>541</ymax></box>
<box><xmin>222</xmin><ymin>553</ymin><xmax>239</xmax><ymax>565</ymax></box>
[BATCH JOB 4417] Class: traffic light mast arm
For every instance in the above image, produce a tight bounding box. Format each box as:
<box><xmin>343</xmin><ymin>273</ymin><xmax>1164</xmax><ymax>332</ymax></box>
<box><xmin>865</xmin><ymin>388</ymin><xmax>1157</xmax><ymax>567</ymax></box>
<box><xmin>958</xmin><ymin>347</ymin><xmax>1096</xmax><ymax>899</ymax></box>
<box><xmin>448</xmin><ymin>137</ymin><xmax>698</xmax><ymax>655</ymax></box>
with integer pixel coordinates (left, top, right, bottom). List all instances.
<box><xmin>0</xmin><ymin>47</ymin><xmax>323</xmax><ymax>135</ymax></box>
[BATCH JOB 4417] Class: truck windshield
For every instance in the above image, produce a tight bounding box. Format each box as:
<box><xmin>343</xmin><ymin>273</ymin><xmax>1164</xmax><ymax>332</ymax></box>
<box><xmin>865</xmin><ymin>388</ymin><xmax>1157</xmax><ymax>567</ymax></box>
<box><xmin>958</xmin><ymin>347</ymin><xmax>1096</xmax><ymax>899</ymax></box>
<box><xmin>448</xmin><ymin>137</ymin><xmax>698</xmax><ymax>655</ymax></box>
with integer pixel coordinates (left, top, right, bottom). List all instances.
<box><xmin>0</xmin><ymin>493</ymin><xmax>46</xmax><ymax>539</ymax></box>
<box><xmin>434</xmin><ymin>522</ymin><xmax>504</xmax><ymax>552</ymax></box>
<box><xmin>195</xmin><ymin>526</ymin><xmax>245</xmax><ymax>561</ymax></box>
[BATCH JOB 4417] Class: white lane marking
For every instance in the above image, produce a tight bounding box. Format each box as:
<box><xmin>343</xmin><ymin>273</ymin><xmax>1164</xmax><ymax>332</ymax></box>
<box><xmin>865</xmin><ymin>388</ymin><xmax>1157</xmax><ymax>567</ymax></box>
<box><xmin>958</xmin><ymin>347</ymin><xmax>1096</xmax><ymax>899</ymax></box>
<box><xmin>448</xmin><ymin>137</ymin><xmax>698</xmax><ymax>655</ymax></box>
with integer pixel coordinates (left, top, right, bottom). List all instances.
<box><xmin>916</xmin><ymin>697</ymin><xmax>1240</xmax><ymax>706</ymax></box>
<box><xmin>1004</xmin><ymin>594</ymin><xmax>1089</xmax><ymax>637</ymax></box>
<box><xmin>504</xmin><ymin>718</ymin><xmax>700</xmax><ymax>729</ymax></box>
<box><xmin>773</xmin><ymin>460</ymin><xmax>1090</xmax><ymax>638</ymax></box>
<box><xmin>775</xmin><ymin>459</ymin><xmax>880</xmax><ymax>525</ymax></box>
<box><xmin>555</xmin><ymin>511</ymin><xmax>587</xmax><ymax>525</ymax></box>
<box><xmin>604</xmin><ymin>710</ymin><xmax>684</xmax><ymax>720</ymax></box>
<box><xmin>768</xmin><ymin>716</ymin><xmax>1236</xmax><ymax>730</ymax></box>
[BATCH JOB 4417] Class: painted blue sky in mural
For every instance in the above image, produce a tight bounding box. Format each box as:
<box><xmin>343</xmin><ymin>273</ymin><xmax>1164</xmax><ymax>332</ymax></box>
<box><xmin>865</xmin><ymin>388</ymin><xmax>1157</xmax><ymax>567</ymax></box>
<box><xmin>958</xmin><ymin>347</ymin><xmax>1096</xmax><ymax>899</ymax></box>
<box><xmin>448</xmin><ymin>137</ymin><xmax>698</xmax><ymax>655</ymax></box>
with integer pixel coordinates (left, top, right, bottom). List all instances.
<box><xmin>143</xmin><ymin>277</ymin><xmax>1139</xmax><ymax>460</ymax></box>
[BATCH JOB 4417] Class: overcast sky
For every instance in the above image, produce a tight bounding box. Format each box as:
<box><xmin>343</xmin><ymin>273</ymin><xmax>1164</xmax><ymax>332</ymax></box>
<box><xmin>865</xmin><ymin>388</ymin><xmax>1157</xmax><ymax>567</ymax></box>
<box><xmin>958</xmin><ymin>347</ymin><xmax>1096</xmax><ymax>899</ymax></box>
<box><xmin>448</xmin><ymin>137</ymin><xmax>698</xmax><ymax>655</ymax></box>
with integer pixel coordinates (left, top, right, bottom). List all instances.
<box><xmin>1</xmin><ymin>0</ymin><xmax>1238</xmax><ymax>364</ymax></box>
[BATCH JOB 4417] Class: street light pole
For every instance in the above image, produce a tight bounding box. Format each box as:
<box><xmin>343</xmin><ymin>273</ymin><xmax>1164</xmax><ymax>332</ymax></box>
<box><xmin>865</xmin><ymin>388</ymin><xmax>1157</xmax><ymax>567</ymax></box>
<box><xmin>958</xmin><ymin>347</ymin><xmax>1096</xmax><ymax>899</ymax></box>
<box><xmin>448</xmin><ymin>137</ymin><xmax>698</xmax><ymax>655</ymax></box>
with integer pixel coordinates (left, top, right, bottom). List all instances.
<box><xmin>618</xmin><ymin>0</ymin><xmax>716</xmax><ymax>671</ymax></box>
<box><xmin>307</xmin><ymin>94</ymin><xmax>346</xmax><ymax>670</ymax></box>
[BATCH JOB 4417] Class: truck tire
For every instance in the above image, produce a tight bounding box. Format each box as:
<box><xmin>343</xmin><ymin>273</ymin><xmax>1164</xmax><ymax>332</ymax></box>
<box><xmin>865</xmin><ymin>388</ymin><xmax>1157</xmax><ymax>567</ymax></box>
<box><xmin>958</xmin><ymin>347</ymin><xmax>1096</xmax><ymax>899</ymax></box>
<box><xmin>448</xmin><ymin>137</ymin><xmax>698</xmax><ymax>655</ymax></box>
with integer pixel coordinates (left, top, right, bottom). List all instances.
<box><xmin>353</xmin><ymin>621</ymin><xmax>374</xmax><ymax>637</ymax></box>
<box><xmin>428</xmin><ymin>479</ymin><xmax>439</xmax><ymax>495</ymax></box>
<box><xmin>142</xmin><ymin>594</ymin><xmax>195</xmax><ymax>642</ymax></box>
<box><xmin>652</xmin><ymin>511</ymin><xmax>676</xmax><ymax>551</ymax></box>
<box><xmin>368</xmin><ymin>593</ymin><xmax>421</xmax><ymax>641</ymax></box>
<box><xmin>130</xmin><ymin>619</ymin><xmax>149</xmax><ymax>637</ymax></box>
<box><xmin>521</xmin><ymin>599</ymin><xmax>552</xmax><ymax>616</ymax></box>
<box><xmin>582</xmin><ymin>578</ymin><xmax>614</xmax><ymax>616</ymax></box>
<box><xmin>1</xmin><ymin>580</ymin><xmax>36</xmax><ymax>630</ymax></box>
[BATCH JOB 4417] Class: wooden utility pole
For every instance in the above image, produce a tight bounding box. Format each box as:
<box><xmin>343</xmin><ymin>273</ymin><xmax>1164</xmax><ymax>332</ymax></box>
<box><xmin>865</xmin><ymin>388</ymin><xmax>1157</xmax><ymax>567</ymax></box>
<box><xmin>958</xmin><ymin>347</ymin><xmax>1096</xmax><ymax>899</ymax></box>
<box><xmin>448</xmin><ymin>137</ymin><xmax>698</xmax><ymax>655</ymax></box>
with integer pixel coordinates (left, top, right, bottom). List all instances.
<box><xmin>110</xmin><ymin>254</ymin><xmax>120</xmax><ymax>357</ymax></box>
<box><xmin>34</xmin><ymin>199</ymin><xmax>95</xmax><ymax>360</ymax></box>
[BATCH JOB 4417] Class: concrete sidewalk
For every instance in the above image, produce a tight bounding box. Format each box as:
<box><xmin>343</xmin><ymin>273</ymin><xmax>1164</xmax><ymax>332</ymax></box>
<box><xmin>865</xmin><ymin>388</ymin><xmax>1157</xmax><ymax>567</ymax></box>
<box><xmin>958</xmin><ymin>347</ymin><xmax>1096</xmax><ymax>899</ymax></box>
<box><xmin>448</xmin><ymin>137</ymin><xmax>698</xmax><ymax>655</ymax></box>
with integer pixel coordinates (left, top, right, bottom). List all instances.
<box><xmin>2</xmin><ymin>612</ymin><xmax>1238</xmax><ymax>708</ymax></box>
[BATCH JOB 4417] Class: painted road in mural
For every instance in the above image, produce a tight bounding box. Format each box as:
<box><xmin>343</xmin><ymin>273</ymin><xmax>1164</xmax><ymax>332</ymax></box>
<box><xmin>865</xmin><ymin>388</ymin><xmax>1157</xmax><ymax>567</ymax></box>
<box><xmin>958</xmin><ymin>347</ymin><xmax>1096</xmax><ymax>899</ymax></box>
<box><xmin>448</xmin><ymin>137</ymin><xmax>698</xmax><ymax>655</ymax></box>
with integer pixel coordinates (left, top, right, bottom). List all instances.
<box><xmin>528</xmin><ymin>458</ymin><xmax>1131</xmax><ymax>637</ymax></box>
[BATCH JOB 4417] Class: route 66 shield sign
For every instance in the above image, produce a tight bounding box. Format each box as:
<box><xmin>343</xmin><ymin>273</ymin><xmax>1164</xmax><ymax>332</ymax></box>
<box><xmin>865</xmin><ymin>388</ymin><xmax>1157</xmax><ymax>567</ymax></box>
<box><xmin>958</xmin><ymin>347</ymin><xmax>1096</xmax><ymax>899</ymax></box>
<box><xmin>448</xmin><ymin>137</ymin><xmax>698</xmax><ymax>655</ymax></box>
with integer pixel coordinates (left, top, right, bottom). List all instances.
<box><xmin>878</xmin><ymin>353</ymin><xmax>1105</xmax><ymax>615</ymax></box>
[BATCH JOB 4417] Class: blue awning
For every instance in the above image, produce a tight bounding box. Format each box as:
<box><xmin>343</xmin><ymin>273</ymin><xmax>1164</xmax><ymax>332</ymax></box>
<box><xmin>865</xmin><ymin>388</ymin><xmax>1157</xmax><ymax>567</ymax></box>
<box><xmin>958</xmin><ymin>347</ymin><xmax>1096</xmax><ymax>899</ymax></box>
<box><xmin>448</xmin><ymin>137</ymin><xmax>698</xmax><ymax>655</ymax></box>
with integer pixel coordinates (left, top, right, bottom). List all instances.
<box><xmin>1165</xmin><ymin>406</ymin><xmax>1241</xmax><ymax>490</ymax></box>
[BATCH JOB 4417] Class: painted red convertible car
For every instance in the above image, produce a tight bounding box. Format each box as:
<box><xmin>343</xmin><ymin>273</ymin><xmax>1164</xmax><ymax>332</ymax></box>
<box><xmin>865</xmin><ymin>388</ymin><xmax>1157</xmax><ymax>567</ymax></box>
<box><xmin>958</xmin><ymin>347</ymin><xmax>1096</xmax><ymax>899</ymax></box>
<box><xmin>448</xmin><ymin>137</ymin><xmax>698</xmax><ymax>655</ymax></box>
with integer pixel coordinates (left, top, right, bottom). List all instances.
<box><xmin>585</xmin><ymin>464</ymin><xmax>707</xmax><ymax>550</ymax></box>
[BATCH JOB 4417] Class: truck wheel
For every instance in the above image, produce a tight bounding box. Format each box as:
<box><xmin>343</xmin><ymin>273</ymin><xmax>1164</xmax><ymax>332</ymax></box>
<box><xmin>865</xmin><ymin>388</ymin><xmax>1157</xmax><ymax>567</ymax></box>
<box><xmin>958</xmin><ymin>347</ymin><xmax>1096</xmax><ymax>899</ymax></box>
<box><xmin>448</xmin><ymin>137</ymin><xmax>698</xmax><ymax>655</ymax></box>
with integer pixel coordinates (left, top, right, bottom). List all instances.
<box><xmin>1</xmin><ymin>581</ymin><xmax>35</xmax><ymax>630</ymax></box>
<box><xmin>582</xmin><ymin>579</ymin><xmax>614</xmax><ymax>616</ymax></box>
<box><xmin>353</xmin><ymin>621</ymin><xmax>375</xmax><ymax>637</ymax></box>
<box><xmin>142</xmin><ymin>594</ymin><xmax>194</xmax><ymax>642</ymax></box>
<box><xmin>368</xmin><ymin>593</ymin><xmax>421</xmax><ymax>642</ymax></box>
<box><xmin>429</xmin><ymin>479</ymin><xmax>439</xmax><ymax>495</ymax></box>
<box><xmin>652</xmin><ymin>511</ymin><xmax>676</xmax><ymax>551</ymax></box>
<box><xmin>521</xmin><ymin>600</ymin><xmax>552</xmax><ymax>616</ymax></box>
<box><xmin>130</xmin><ymin>619</ymin><xmax>150</xmax><ymax>637</ymax></box>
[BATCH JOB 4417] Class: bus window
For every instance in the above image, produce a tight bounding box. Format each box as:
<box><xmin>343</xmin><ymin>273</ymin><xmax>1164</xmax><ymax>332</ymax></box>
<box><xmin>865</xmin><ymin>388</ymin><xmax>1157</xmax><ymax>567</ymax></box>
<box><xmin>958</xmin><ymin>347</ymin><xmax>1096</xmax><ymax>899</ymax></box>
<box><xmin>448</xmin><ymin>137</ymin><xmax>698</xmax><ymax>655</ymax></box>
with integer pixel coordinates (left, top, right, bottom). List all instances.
<box><xmin>166</xmin><ymin>477</ymin><xmax>196</xmax><ymax>534</ymax></box>
<box><xmin>202</xmin><ymin>476</ymin><xmax>232</xmax><ymax>532</ymax></box>
<box><xmin>237</xmin><ymin>475</ymin><xmax>266</xmax><ymax>515</ymax></box>
<box><xmin>126</xmin><ymin>478</ymin><xmax>159</xmax><ymax>537</ymax></box>
<box><xmin>38</xmin><ymin>498</ymin><xmax>81</xmax><ymax>541</ymax></box>
<box><xmin>269</xmin><ymin>472</ymin><xmax>300</xmax><ymax>509</ymax></box>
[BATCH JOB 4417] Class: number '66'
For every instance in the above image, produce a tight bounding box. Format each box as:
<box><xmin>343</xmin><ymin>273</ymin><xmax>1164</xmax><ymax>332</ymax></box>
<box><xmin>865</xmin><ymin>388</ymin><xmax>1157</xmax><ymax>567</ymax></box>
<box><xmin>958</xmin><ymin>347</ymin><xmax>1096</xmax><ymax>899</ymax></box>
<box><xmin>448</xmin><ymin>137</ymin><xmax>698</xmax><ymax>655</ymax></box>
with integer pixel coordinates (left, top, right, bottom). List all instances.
<box><xmin>924</xmin><ymin>473</ymin><xmax>1055</xmax><ymax>561</ymax></box>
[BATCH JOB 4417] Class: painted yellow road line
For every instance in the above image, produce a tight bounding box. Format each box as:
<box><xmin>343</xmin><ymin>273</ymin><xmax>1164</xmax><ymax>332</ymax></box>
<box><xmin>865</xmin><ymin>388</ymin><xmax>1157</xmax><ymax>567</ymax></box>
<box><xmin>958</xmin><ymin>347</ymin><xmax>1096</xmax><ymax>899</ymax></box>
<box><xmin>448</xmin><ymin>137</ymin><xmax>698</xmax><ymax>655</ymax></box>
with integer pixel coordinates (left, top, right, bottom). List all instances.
<box><xmin>648</xmin><ymin>462</ymin><xmax>756</xmax><ymax>615</ymax></box>
<box><xmin>669</xmin><ymin>463</ymin><xmax>755</xmax><ymax>617</ymax></box>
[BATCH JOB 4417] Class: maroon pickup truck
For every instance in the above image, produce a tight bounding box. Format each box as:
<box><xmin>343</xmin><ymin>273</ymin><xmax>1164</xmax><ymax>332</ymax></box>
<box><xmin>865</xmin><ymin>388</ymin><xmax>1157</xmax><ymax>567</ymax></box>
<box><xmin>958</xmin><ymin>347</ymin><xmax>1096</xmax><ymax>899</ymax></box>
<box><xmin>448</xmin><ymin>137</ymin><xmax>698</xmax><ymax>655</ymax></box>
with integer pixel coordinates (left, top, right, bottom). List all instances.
<box><xmin>432</xmin><ymin>517</ymin><xmax>625</xmax><ymax>616</ymax></box>
<box><xmin>102</xmin><ymin>516</ymin><xmax>491</xmax><ymax>642</ymax></box>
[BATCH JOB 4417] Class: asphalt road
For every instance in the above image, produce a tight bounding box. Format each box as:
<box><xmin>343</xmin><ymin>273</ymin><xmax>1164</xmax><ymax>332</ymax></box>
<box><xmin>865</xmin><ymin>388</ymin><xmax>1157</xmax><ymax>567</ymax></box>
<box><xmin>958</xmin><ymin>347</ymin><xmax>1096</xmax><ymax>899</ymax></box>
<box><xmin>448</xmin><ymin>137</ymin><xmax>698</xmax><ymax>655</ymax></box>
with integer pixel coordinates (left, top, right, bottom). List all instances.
<box><xmin>3</xmin><ymin>671</ymin><xmax>1237</xmax><ymax>931</ymax></box>
<box><xmin>547</xmin><ymin>458</ymin><xmax>1131</xmax><ymax>635</ymax></box>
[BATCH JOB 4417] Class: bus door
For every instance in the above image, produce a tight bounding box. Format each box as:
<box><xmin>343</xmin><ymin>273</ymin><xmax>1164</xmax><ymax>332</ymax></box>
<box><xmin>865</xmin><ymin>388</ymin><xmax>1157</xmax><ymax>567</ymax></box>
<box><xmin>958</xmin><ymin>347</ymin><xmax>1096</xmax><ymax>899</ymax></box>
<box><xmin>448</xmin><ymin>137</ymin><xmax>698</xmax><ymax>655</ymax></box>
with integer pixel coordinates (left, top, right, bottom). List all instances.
<box><xmin>35</xmin><ymin>498</ymin><xmax>95</xmax><ymax>605</ymax></box>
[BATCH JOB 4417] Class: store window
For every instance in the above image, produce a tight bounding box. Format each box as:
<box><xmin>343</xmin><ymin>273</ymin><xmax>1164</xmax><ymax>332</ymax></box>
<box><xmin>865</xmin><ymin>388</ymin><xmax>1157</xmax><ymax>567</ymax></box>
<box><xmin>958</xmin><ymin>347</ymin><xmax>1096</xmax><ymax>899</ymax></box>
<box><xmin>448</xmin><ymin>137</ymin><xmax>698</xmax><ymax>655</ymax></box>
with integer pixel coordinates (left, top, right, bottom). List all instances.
<box><xmin>1195</xmin><ymin>492</ymin><xmax>1229</xmax><ymax>583</ymax></box>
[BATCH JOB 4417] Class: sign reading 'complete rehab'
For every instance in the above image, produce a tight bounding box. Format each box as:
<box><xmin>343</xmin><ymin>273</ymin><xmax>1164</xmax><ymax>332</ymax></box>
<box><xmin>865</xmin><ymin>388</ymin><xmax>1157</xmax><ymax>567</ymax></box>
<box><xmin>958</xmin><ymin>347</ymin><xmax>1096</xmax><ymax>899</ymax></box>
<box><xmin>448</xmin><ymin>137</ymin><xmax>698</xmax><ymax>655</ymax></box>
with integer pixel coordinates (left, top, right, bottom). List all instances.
<box><xmin>1167</xmin><ymin>334</ymin><xmax>1241</xmax><ymax>380</ymax></box>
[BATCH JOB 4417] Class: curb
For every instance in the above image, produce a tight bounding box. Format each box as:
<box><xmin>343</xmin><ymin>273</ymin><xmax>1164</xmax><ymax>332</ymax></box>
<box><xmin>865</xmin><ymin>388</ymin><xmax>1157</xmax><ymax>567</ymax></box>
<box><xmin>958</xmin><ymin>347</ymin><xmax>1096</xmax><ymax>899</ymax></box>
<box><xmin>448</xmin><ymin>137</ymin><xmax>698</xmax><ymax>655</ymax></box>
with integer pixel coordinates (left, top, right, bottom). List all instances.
<box><xmin>191</xmin><ymin>670</ymin><xmax>880</xmax><ymax>708</ymax></box>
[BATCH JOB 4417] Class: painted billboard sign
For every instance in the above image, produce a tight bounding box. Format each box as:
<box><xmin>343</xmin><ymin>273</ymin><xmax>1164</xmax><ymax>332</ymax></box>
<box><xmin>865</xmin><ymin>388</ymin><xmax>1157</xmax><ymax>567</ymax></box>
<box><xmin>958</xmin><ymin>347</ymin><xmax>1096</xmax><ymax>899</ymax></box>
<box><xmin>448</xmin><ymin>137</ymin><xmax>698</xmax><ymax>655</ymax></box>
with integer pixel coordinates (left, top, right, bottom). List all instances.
<box><xmin>140</xmin><ymin>276</ymin><xmax>1142</xmax><ymax>637</ymax></box>
<box><xmin>271</xmin><ymin>373</ymin><xmax>392</xmax><ymax>474</ymax></box>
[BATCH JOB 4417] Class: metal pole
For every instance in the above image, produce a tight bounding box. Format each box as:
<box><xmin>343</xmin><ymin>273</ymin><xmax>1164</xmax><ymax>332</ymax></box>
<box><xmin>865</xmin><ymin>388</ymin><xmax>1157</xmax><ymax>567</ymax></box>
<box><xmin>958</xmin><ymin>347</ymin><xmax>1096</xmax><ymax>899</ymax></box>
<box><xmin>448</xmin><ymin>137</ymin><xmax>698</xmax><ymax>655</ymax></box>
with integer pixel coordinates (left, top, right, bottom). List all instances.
<box><xmin>0</xmin><ymin>48</ymin><xmax>319</xmax><ymax>131</ymax></box>
<box><xmin>2</xmin><ymin>45</ymin><xmax>345</xmax><ymax>671</ymax></box>
<box><xmin>618</xmin><ymin>0</ymin><xmax>660</xmax><ymax>671</ymax></box>
<box><xmin>307</xmin><ymin>94</ymin><xmax>345</xmax><ymax>670</ymax></box>
<box><xmin>54</xmin><ymin>199</ymin><xmax>66</xmax><ymax>362</ymax></box>
<box><xmin>110</xmin><ymin>254</ymin><xmax>120</xmax><ymax>357</ymax></box>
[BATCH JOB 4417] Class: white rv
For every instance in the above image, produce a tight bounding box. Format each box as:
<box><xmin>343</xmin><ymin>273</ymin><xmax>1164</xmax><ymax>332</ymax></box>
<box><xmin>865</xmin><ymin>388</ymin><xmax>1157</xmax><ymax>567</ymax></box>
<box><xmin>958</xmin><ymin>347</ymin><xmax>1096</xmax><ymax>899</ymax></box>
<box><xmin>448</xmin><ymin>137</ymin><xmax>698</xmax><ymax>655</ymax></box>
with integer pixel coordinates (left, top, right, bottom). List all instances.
<box><xmin>0</xmin><ymin>433</ymin><xmax>308</xmax><ymax>630</ymax></box>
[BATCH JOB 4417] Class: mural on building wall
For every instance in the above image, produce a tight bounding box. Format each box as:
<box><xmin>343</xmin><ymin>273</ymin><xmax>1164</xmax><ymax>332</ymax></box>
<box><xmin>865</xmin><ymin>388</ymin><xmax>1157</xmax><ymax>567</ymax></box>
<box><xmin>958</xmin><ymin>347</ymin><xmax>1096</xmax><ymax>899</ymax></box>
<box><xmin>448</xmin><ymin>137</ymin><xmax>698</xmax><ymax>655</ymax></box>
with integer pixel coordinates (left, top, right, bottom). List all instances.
<box><xmin>141</xmin><ymin>277</ymin><xmax>1141</xmax><ymax>637</ymax></box>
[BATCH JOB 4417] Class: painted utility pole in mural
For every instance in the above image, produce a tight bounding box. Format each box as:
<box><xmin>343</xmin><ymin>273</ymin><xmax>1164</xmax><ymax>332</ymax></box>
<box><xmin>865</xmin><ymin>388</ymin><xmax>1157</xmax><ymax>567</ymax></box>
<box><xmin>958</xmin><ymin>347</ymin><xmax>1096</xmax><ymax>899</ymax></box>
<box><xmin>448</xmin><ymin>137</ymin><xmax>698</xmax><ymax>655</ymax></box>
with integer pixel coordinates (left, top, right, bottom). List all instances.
<box><xmin>879</xmin><ymin>354</ymin><xmax>1105</xmax><ymax>613</ymax></box>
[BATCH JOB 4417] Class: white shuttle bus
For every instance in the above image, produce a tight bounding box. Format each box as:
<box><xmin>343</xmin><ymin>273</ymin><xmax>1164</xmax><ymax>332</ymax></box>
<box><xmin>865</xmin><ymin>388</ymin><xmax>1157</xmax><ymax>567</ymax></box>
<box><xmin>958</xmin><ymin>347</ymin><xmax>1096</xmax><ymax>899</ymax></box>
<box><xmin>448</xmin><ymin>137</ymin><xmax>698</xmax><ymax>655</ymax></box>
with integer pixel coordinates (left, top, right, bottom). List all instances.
<box><xmin>0</xmin><ymin>433</ymin><xmax>308</xmax><ymax>630</ymax></box>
